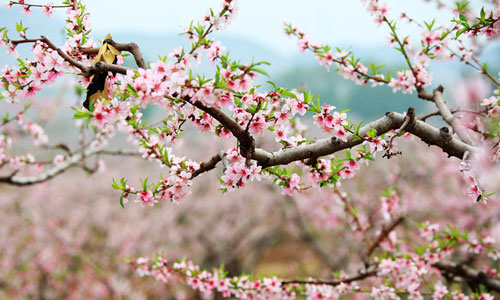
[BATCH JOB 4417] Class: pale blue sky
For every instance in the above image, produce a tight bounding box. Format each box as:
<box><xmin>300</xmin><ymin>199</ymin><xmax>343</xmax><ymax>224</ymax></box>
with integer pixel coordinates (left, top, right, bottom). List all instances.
<box><xmin>82</xmin><ymin>0</ymin><xmax>455</xmax><ymax>54</ymax></box>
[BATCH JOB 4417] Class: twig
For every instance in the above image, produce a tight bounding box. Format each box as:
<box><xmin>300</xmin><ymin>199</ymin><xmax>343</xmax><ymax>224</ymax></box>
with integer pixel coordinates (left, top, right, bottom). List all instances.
<box><xmin>385</xmin><ymin>107</ymin><xmax>415</xmax><ymax>157</ymax></box>
<box><xmin>42</xmin><ymin>143</ymin><xmax>73</xmax><ymax>155</ymax></box>
<box><xmin>471</xmin><ymin>56</ymin><xmax>500</xmax><ymax>87</ymax></box>
<box><xmin>10</xmin><ymin>38</ymin><xmax>43</xmax><ymax>46</ymax></box>
<box><xmin>366</xmin><ymin>216</ymin><xmax>404</xmax><ymax>258</ymax></box>
<box><xmin>281</xmin><ymin>269</ymin><xmax>378</xmax><ymax>286</ymax></box>
<box><xmin>285</xmin><ymin>196</ymin><xmax>341</xmax><ymax>270</ymax></box>
<box><xmin>40</xmin><ymin>36</ymin><xmax>89</xmax><ymax>73</ymax></box>
<box><xmin>8</xmin><ymin>1</ymin><xmax>72</xmax><ymax>8</ymax></box>
<box><xmin>335</xmin><ymin>189</ymin><xmax>371</xmax><ymax>246</ymax></box>
<box><xmin>192</xmin><ymin>151</ymin><xmax>226</xmax><ymax>177</ymax></box>
<box><xmin>419</xmin><ymin>109</ymin><xmax>484</xmax><ymax>122</ymax></box>
<box><xmin>99</xmin><ymin>149</ymin><xmax>138</xmax><ymax>156</ymax></box>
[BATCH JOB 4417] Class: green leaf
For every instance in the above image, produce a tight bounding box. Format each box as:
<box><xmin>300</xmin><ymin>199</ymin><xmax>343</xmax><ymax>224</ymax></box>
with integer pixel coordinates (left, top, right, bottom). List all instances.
<box><xmin>73</xmin><ymin>109</ymin><xmax>93</xmax><ymax>119</ymax></box>
<box><xmin>127</xmin><ymin>84</ymin><xmax>139</xmax><ymax>97</ymax></box>
<box><xmin>424</xmin><ymin>20</ymin><xmax>435</xmax><ymax>31</ymax></box>
<box><xmin>280</xmin><ymin>90</ymin><xmax>297</xmax><ymax>99</ymax></box>
<box><xmin>266</xmin><ymin>81</ymin><xmax>277</xmax><ymax>90</ymax></box>
<box><xmin>119</xmin><ymin>193</ymin><xmax>125</xmax><ymax>208</ymax></box>
<box><xmin>112</xmin><ymin>178</ymin><xmax>121</xmax><ymax>190</ymax></box>
<box><xmin>459</xmin><ymin>14</ymin><xmax>467</xmax><ymax>23</ymax></box>
<box><xmin>15</xmin><ymin>21</ymin><xmax>23</xmax><ymax>33</ymax></box>
<box><xmin>356</xmin><ymin>121</ymin><xmax>364</xmax><ymax>134</ymax></box>
<box><xmin>252</xmin><ymin>68</ymin><xmax>269</xmax><ymax>77</ymax></box>
<box><xmin>142</xmin><ymin>178</ymin><xmax>149</xmax><ymax>190</ymax></box>
<box><xmin>456</xmin><ymin>28</ymin><xmax>467</xmax><ymax>38</ymax></box>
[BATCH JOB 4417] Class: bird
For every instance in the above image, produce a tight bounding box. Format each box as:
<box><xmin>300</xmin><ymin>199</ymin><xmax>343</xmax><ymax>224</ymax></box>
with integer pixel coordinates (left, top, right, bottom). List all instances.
<box><xmin>83</xmin><ymin>34</ymin><xmax>121</xmax><ymax>111</ymax></box>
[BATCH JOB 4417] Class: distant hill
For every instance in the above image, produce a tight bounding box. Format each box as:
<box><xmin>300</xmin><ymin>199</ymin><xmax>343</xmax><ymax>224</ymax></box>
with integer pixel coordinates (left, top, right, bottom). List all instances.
<box><xmin>2</xmin><ymin>7</ymin><xmax>499</xmax><ymax>125</ymax></box>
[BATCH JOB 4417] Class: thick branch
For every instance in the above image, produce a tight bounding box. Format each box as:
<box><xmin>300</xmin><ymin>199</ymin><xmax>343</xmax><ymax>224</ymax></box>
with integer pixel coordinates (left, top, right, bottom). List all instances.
<box><xmin>252</xmin><ymin>112</ymin><xmax>475</xmax><ymax>168</ymax></box>
<box><xmin>85</xmin><ymin>61</ymin><xmax>131</xmax><ymax>76</ymax></box>
<box><xmin>79</xmin><ymin>42</ymin><xmax>147</xmax><ymax>69</ymax></box>
<box><xmin>187</xmin><ymin>100</ymin><xmax>255</xmax><ymax>157</ymax></box>
<box><xmin>433</xmin><ymin>86</ymin><xmax>474</xmax><ymax>145</ymax></box>
<box><xmin>435</xmin><ymin>261</ymin><xmax>500</xmax><ymax>293</ymax></box>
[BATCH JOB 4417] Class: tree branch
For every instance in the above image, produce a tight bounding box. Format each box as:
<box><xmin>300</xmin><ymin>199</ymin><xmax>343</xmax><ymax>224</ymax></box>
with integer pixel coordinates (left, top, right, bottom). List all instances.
<box><xmin>40</xmin><ymin>36</ymin><xmax>89</xmax><ymax>73</ymax></box>
<box><xmin>99</xmin><ymin>149</ymin><xmax>138</xmax><ymax>156</ymax></box>
<box><xmin>434</xmin><ymin>261</ymin><xmax>500</xmax><ymax>293</ymax></box>
<box><xmin>432</xmin><ymin>86</ymin><xmax>474</xmax><ymax>145</ymax></box>
<box><xmin>336</xmin><ymin>189</ymin><xmax>371</xmax><ymax>247</ymax></box>
<box><xmin>385</xmin><ymin>107</ymin><xmax>414</xmax><ymax>158</ymax></box>
<box><xmin>186</xmin><ymin>99</ymin><xmax>255</xmax><ymax>158</ymax></box>
<box><xmin>366</xmin><ymin>216</ymin><xmax>404</xmax><ymax>258</ymax></box>
<box><xmin>419</xmin><ymin>109</ymin><xmax>484</xmax><ymax>122</ymax></box>
<box><xmin>287</xmin><ymin>196</ymin><xmax>341</xmax><ymax>271</ymax></box>
<box><xmin>0</xmin><ymin>148</ymin><xmax>138</xmax><ymax>186</ymax></box>
<box><xmin>11</xmin><ymin>35</ymin><xmax>95</xmax><ymax>73</ymax></box>
<box><xmin>79</xmin><ymin>42</ymin><xmax>147</xmax><ymax>69</ymax></box>
<box><xmin>12</xmin><ymin>36</ymin><xmax>135</xmax><ymax>76</ymax></box>
<box><xmin>252</xmin><ymin>111</ymin><xmax>475</xmax><ymax>168</ymax></box>
<box><xmin>85</xmin><ymin>61</ymin><xmax>131</xmax><ymax>76</ymax></box>
<box><xmin>281</xmin><ymin>269</ymin><xmax>378</xmax><ymax>286</ymax></box>
<box><xmin>192</xmin><ymin>151</ymin><xmax>226</xmax><ymax>177</ymax></box>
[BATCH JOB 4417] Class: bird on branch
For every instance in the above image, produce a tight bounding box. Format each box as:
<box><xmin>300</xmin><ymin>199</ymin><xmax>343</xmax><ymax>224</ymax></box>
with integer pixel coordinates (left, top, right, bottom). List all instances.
<box><xmin>83</xmin><ymin>34</ymin><xmax>121</xmax><ymax>110</ymax></box>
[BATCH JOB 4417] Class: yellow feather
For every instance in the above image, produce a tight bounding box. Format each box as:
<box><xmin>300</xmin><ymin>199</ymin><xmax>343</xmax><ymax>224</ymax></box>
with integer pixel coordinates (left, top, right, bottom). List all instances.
<box><xmin>84</xmin><ymin>34</ymin><xmax>121</xmax><ymax>110</ymax></box>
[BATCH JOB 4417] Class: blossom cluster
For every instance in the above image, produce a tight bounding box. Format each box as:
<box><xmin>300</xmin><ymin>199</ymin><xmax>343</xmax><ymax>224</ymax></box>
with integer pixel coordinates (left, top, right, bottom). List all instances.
<box><xmin>453</xmin><ymin>3</ymin><xmax>500</xmax><ymax>40</ymax></box>
<box><xmin>312</xmin><ymin>105</ymin><xmax>348</xmax><ymax>141</ymax></box>
<box><xmin>0</xmin><ymin>41</ymin><xmax>70</xmax><ymax>103</ymax></box>
<box><xmin>0</xmin><ymin>106</ymin><xmax>49</xmax><ymax>172</ymax></box>
<box><xmin>284</xmin><ymin>22</ymin><xmax>387</xmax><ymax>87</ymax></box>
<box><xmin>220</xmin><ymin>147</ymin><xmax>262</xmax><ymax>192</ymax></box>
<box><xmin>2</xmin><ymin>1</ymin><xmax>500</xmax><ymax>299</ymax></box>
<box><xmin>361</xmin><ymin>0</ymin><xmax>390</xmax><ymax>25</ymax></box>
<box><xmin>133</xmin><ymin>257</ymin><xmax>295</xmax><ymax>299</ymax></box>
<box><xmin>132</xmin><ymin>226</ymin><xmax>500</xmax><ymax>300</ymax></box>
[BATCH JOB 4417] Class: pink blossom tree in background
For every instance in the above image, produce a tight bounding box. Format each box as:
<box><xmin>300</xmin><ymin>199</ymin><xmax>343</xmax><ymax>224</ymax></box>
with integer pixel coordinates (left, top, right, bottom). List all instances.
<box><xmin>1</xmin><ymin>0</ymin><xmax>500</xmax><ymax>299</ymax></box>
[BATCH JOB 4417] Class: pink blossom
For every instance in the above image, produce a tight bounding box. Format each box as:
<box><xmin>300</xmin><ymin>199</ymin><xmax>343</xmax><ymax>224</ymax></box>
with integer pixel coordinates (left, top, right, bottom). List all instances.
<box><xmin>135</xmin><ymin>190</ymin><xmax>157</xmax><ymax>207</ymax></box>
<box><xmin>53</xmin><ymin>154</ymin><xmax>65</xmax><ymax>166</ymax></box>
<box><xmin>6</xmin><ymin>43</ymin><xmax>19</xmax><ymax>59</ymax></box>
<box><xmin>432</xmin><ymin>282</ymin><xmax>448</xmax><ymax>300</ymax></box>
<box><xmin>274</xmin><ymin>125</ymin><xmax>289</xmax><ymax>142</ymax></box>
<box><xmin>42</xmin><ymin>3</ymin><xmax>55</xmax><ymax>18</ymax></box>
<box><xmin>207</xmin><ymin>40</ymin><xmax>226</xmax><ymax>62</ymax></box>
